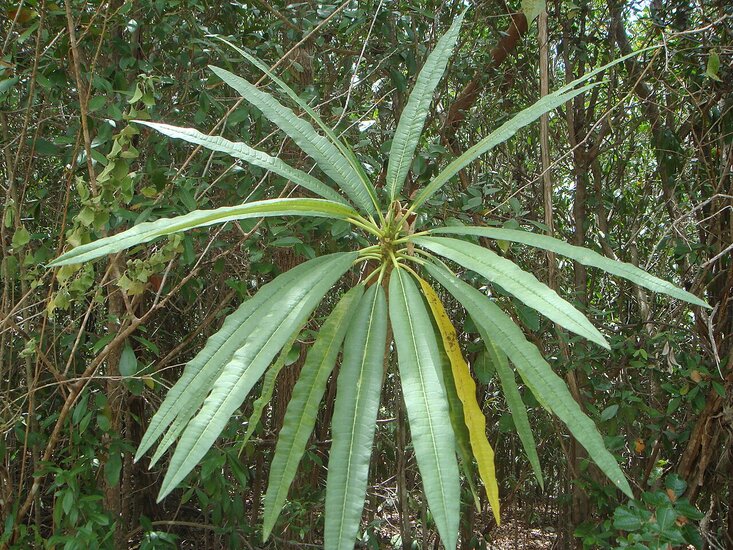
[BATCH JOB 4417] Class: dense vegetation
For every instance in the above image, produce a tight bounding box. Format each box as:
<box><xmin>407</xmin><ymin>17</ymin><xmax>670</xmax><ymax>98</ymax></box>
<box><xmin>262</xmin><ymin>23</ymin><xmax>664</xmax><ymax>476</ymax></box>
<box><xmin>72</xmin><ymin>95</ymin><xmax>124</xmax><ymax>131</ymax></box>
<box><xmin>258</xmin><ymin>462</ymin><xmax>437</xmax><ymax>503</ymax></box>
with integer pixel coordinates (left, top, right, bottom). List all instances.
<box><xmin>1</xmin><ymin>1</ymin><xmax>731</xmax><ymax>548</ymax></box>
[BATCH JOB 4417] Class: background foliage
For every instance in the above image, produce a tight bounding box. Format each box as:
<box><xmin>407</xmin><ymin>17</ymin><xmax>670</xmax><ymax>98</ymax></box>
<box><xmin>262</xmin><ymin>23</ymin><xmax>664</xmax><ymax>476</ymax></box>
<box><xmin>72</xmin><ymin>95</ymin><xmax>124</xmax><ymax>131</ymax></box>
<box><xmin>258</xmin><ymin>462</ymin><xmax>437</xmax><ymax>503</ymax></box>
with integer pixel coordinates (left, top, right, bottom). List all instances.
<box><xmin>1</xmin><ymin>0</ymin><xmax>731</xmax><ymax>548</ymax></box>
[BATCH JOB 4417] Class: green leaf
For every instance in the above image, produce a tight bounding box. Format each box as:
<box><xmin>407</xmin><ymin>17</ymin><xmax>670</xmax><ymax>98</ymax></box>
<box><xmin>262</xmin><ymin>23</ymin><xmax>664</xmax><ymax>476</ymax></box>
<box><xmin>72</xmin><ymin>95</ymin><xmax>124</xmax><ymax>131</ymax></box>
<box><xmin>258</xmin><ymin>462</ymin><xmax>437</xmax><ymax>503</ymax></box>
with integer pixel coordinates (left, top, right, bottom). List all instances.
<box><xmin>409</xmin><ymin>82</ymin><xmax>598</xmax><ymax>211</ymax></box>
<box><xmin>238</xmin><ymin>329</ymin><xmax>301</xmax><ymax>450</ymax></box>
<box><xmin>49</xmin><ymin>198</ymin><xmax>360</xmax><ymax>267</ymax></box>
<box><xmin>119</xmin><ymin>343</ymin><xmax>138</xmax><ymax>377</ymax></box>
<box><xmin>410</xmin><ymin>48</ymin><xmax>654</xmax><ymax>212</ymax></box>
<box><xmin>136</xmin><ymin>121</ymin><xmax>347</xmax><ymax>205</ymax></box>
<box><xmin>522</xmin><ymin>0</ymin><xmax>545</xmax><ymax>23</ymax></box>
<box><xmin>212</xmin><ymin>37</ymin><xmax>378</xmax><ymax>211</ymax></box>
<box><xmin>705</xmin><ymin>50</ymin><xmax>722</xmax><ymax>82</ymax></box>
<box><xmin>386</xmin><ymin>12</ymin><xmax>464</xmax><ymax>200</ymax></box>
<box><xmin>485</xmin><ymin>336</ymin><xmax>543</xmax><ymax>489</ymax></box>
<box><xmin>209</xmin><ymin>65</ymin><xmax>377</xmax><ymax>215</ymax></box>
<box><xmin>432</xmin><ymin>226</ymin><xmax>709</xmax><ymax>308</ymax></box>
<box><xmin>156</xmin><ymin>252</ymin><xmax>355</xmax><ymax>500</ymax></box>
<box><xmin>414</xmin><ymin>236</ymin><xmax>609</xmax><ymax>348</ymax></box>
<box><xmin>389</xmin><ymin>268</ymin><xmax>460</xmax><ymax>549</ymax></box>
<box><xmin>11</xmin><ymin>226</ymin><xmax>31</xmax><ymax>250</ymax></box>
<box><xmin>262</xmin><ymin>285</ymin><xmax>364</xmax><ymax>539</ymax></box>
<box><xmin>425</xmin><ymin>262</ymin><xmax>633</xmax><ymax>497</ymax></box>
<box><xmin>104</xmin><ymin>451</ymin><xmax>122</xmax><ymax>487</ymax></box>
<box><xmin>139</xmin><ymin>254</ymin><xmax>355</xmax><ymax>465</ymax></box>
<box><xmin>324</xmin><ymin>284</ymin><xmax>387</xmax><ymax>550</ymax></box>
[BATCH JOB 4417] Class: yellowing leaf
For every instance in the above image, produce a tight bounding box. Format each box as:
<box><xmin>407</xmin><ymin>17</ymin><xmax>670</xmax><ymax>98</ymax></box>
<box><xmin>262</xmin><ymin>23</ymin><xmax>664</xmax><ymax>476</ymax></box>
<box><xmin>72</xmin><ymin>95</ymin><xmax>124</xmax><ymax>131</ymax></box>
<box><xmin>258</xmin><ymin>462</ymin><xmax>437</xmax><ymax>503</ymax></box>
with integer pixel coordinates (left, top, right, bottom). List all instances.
<box><xmin>418</xmin><ymin>277</ymin><xmax>501</xmax><ymax>525</ymax></box>
<box><xmin>634</xmin><ymin>438</ymin><xmax>645</xmax><ymax>454</ymax></box>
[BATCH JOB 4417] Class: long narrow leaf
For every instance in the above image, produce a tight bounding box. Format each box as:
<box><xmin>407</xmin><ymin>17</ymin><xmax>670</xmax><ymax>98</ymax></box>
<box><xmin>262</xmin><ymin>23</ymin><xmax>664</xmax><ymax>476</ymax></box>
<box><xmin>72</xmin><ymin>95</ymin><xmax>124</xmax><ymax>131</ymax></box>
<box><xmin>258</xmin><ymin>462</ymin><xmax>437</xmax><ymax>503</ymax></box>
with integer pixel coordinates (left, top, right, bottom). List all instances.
<box><xmin>415</xmin><ymin>236</ymin><xmax>609</xmax><ymax>349</ymax></box>
<box><xmin>386</xmin><ymin>13</ymin><xmax>464</xmax><ymax>200</ymax></box>
<box><xmin>409</xmin><ymin>82</ymin><xmax>598</xmax><ymax>211</ymax></box>
<box><xmin>50</xmin><ymin>198</ymin><xmax>360</xmax><ymax>267</ymax></box>
<box><xmin>263</xmin><ymin>285</ymin><xmax>365</xmax><ymax>539</ymax></box>
<box><xmin>136</xmin><ymin>121</ymin><xmax>347</xmax><ymax>205</ymax></box>
<box><xmin>157</xmin><ymin>252</ymin><xmax>357</xmax><ymax>500</ymax></box>
<box><xmin>484</xmin><ymin>336</ymin><xmax>543</xmax><ymax>489</ymax></box>
<box><xmin>410</xmin><ymin>48</ymin><xmax>654</xmax><ymax>212</ymax></box>
<box><xmin>210</xmin><ymin>65</ymin><xmax>377</xmax><ymax>215</ymax></box>
<box><xmin>425</xmin><ymin>262</ymin><xmax>633</xmax><ymax>497</ymax></box>
<box><xmin>324</xmin><ymin>284</ymin><xmax>387</xmax><ymax>550</ymax></box>
<box><xmin>239</xmin><ymin>328</ymin><xmax>301</xmax><ymax>451</ymax></box>
<box><xmin>389</xmin><ymin>268</ymin><xmax>460</xmax><ymax>549</ymax></box>
<box><xmin>213</xmin><ymin>37</ymin><xmax>377</xmax><ymax>208</ymax></box>
<box><xmin>433</xmin><ymin>226</ymin><xmax>709</xmax><ymax>308</ymax></box>
<box><xmin>137</xmin><ymin>256</ymin><xmax>332</xmax><ymax>463</ymax></box>
<box><xmin>418</xmin><ymin>277</ymin><xmax>501</xmax><ymax>525</ymax></box>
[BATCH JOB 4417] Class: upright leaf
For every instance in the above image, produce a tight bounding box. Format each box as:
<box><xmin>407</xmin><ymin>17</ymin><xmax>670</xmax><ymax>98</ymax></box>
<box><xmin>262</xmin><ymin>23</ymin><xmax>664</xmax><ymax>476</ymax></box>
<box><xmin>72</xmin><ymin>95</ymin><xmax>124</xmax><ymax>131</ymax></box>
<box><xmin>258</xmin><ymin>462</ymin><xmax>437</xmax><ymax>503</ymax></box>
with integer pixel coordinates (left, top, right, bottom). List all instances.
<box><xmin>389</xmin><ymin>268</ymin><xmax>460</xmax><ymax>549</ymax></box>
<box><xmin>263</xmin><ymin>285</ymin><xmax>365</xmax><ymax>539</ymax></box>
<box><xmin>386</xmin><ymin>12</ymin><xmax>465</xmax><ymax>200</ymax></box>
<box><xmin>415</xmin><ymin>236</ymin><xmax>609</xmax><ymax>348</ymax></box>
<box><xmin>49</xmin><ymin>198</ymin><xmax>360</xmax><ymax>267</ymax></box>
<box><xmin>157</xmin><ymin>252</ymin><xmax>357</xmax><ymax>500</ymax></box>
<box><xmin>433</xmin><ymin>226</ymin><xmax>709</xmax><ymax>308</ymax></box>
<box><xmin>425</xmin><ymin>262</ymin><xmax>633</xmax><ymax>497</ymax></box>
<box><xmin>213</xmin><ymin>37</ymin><xmax>376</xmax><ymax>207</ymax></box>
<box><xmin>210</xmin><ymin>66</ymin><xmax>378</xmax><ymax>215</ymax></box>
<box><xmin>418</xmin><ymin>277</ymin><xmax>501</xmax><ymax>525</ymax></box>
<box><xmin>324</xmin><ymin>284</ymin><xmax>387</xmax><ymax>550</ymax></box>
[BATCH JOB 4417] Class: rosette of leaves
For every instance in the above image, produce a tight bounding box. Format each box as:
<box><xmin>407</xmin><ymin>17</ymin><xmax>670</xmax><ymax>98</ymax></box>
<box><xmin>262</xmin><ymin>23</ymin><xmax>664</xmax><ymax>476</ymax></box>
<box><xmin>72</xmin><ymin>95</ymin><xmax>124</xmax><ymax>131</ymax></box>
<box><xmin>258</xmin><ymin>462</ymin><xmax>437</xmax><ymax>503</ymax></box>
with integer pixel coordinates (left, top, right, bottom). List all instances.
<box><xmin>49</xmin><ymin>14</ymin><xmax>707</xmax><ymax>549</ymax></box>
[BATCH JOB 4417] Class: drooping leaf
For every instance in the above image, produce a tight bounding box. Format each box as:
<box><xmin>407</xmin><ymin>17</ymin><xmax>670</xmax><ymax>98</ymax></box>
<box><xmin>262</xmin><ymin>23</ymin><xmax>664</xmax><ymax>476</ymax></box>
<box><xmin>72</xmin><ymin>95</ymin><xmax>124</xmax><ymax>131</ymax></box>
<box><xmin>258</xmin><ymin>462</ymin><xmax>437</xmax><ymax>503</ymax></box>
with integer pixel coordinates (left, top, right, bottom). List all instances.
<box><xmin>262</xmin><ymin>285</ymin><xmax>364</xmax><ymax>539</ymax></box>
<box><xmin>156</xmin><ymin>252</ymin><xmax>357</xmax><ymax>500</ymax></box>
<box><xmin>136</xmin><ymin>254</ymin><xmax>349</xmax><ymax>463</ymax></box>
<box><xmin>432</xmin><ymin>226</ymin><xmax>709</xmax><ymax>308</ymax></box>
<box><xmin>213</xmin><ymin>37</ymin><xmax>376</xmax><ymax>207</ymax></box>
<box><xmin>389</xmin><ymin>268</ymin><xmax>460</xmax><ymax>549</ymax></box>
<box><xmin>136</xmin><ymin>121</ymin><xmax>347</xmax><ymax>205</ymax></box>
<box><xmin>324</xmin><ymin>284</ymin><xmax>387</xmax><ymax>550</ymax></box>
<box><xmin>483</xmin><ymin>336</ymin><xmax>543</xmax><ymax>488</ymax></box>
<box><xmin>49</xmin><ymin>198</ymin><xmax>360</xmax><ymax>267</ymax></box>
<box><xmin>414</xmin><ymin>236</ymin><xmax>609</xmax><ymax>348</ymax></box>
<box><xmin>418</xmin><ymin>277</ymin><xmax>501</xmax><ymax>525</ymax></box>
<box><xmin>425</xmin><ymin>262</ymin><xmax>633</xmax><ymax>497</ymax></box>
<box><xmin>386</xmin><ymin>12</ymin><xmax>465</xmax><ymax>200</ymax></box>
<box><xmin>239</xmin><ymin>328</ymin><xmax>302</xmax><ymax>451</ymax></box>
<box><xmin>210</xmin><ymin>65</ymin><xmax>378</xmax><ymax>215</ymax></box>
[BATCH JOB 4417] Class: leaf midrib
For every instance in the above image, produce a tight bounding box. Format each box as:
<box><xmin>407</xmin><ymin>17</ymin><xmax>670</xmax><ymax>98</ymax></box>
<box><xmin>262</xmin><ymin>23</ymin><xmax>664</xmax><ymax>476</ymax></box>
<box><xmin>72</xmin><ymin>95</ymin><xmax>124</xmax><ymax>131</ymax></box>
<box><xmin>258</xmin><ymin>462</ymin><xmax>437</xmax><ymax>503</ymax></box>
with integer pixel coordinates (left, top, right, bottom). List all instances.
<box><xmin>395</xmin><ymin>272</ymin><xmax>449</xmax><ymax>524</ymax></box>
<box><xmin>334</xmin><ymin>288</ymin><xmax>380</xmax><ymax>547</ymax></box>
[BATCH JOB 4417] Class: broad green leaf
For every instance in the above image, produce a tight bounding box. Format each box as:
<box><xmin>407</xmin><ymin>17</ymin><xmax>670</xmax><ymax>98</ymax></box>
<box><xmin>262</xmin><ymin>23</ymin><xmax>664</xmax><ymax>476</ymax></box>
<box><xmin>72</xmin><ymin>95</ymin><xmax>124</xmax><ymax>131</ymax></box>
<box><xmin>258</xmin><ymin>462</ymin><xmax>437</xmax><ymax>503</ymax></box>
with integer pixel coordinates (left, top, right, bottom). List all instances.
<box><xmin>49</xmin><ymin>198</ymin><xmax>360</xmax><ymax>267</ymax></box>
<box><xmin>156</xmin><ymin>252</ymin><xmax>357</xmax><ymax>500</ymax></box>
<box><xmin>389</xmin><ymin>268</ymin><xmax>460</xmax><ymax>549</ymax></box>
<box><xmin>212</xmin><ymin>37</ymin><xmax>377</xmax><ymax>208</ymax></box>
<box><xmin>386</xmin><ymin>12</ymin><xmax>464</xmax><ymax>200</ymax></box>
<box><xmin>522</xmin><ymin>0</ymin><xmax>545</xmax><ymax>22</ymax></box>
<box><xmin>425</xmin><ymin>262</ymin><xmax>633</xmax><ymax>497</ymax></box>
<box><xmin>210</xmin><ymin>65</ymin><xmax>377</xmax><ymax>216</ymax></box>
<box><xmin>136</xmin><ymin>121</ymin><xmax>347</xmax><ymax>205</ymax></box>
<box><xmin>483</xmin><ymin>337</ymin><xmax>543</xmax><ymax>488</ymax></box>
<box><xmin>432</xmin><ymin>226</ymin><xmax>709</xmax><ymax>308</ymax></box>
<box><xmin>415</xmin><ymin>236</ymin><xmax>609</xmax><ymax>349</ymax></box>
<box><xmin>418</xmin><ymin>277</ymin><xmax>501</xmax><ymax>525</ymax></box>
<box><xmin>409</xmin><ymin>82</ymin><xmax>598</xmax><ymax>212</ymax></box>
<box><xmin>262</xmin><ymin>285</ymin><xmax>364</xmax><ymax>539</ymax></box>
<box><xmin>136</xmin><ymin>254</ymin><xmax>346</xmax><ymax>463</ymax></box>
<box><xmin>324</xmin><ymin>284</ymin><xmax>387</xmax><ymax>550</ymax></box>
